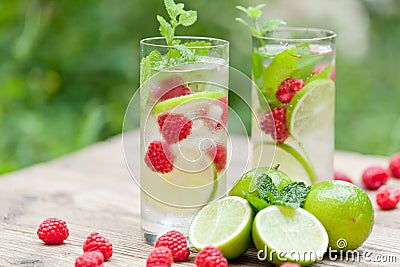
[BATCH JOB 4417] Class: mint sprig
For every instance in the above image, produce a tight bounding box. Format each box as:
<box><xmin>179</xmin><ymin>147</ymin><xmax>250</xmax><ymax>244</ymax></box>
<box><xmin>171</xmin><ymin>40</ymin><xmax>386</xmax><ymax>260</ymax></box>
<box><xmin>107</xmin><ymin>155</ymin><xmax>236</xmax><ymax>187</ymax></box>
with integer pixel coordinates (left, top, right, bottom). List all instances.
<box><xmin>235</xmin><ymin>4</ymin><xmax>286</xmax><ymax>37</ymax></box>
<box><xmin>255</xmin><ymin>174</ymin><xmax>311</xmax><ymax>209</ymax></box>
<box><xmin>158</xmin><ymin>0</ymin><xmax>197</xmax><ymax>46</ymax></box>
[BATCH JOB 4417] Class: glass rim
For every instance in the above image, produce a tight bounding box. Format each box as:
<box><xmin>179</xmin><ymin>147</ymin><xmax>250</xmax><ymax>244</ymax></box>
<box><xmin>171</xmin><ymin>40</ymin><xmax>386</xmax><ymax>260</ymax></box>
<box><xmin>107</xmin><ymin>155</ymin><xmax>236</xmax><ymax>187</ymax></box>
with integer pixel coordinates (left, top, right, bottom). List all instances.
<box><xmin>140</xmin><ymin>36</ymin><xmax>230</xmax><ymax>49</ymax></box>
<box><xmin>254</xmin><ymin>27</ymin><xmax>336</xmax><ymax>42</ymax></box>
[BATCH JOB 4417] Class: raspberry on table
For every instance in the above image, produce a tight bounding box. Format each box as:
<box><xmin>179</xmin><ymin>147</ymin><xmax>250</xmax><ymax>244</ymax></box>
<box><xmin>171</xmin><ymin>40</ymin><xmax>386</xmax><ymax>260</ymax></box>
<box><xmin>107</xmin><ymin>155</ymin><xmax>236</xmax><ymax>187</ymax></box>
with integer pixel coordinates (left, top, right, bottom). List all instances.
<box><xmin>260</xmin><ymin>107</ymin><xmax>289</xmax><ymax>143</ymax></box>
<box><xmin>146</xmin><ymin>246</ymin><xmax>173</xmax><ymax>267</ymax></box>
<box><xmin>389</xmin><ymin>153</ymin><xmax>400</xmax><ymax>178</ymax></box>
<box><xmin>334</xmin><ymin>171</ymin><xmax>353</xmax><ymax>183</ymax></box>
<box><xmin>37</xmin><ymin>217</ymin><xmax>69</xmax><ymax>245</ymax></box>
<box><xmin>144</xmin><ymin>141</ymin><xmax>175</xmax><ymax>174</ymax></box>
<box><xmin>83</xmin><ymin>232</ymin><xmax>113</xmax><ymax>261</ymax></box>
<box><xmin>75</xmin><ymin>251</ymin><xmax>104</xmax><ymax>267</ymax></box>
<box><xmin>276</xmin><ymin>78</ymin><xmax>304</xmax><ymax>104</ymax></box>
<box><xmin>155</xmin><ymin>230</ymin><xmax>190</xmax><ymax>261</ymax></box>
<box><xmin>394</xmin><ymin>189</ymin><xmax>400</xmax><ymax>202</ymax></box>
<box><xmin>206</xmin><ymin>144</ymin><xmax>227</xmax><ymax>173</ymax></box>
<box><xmin>280</xmin><ymin>263</ymin><xmax>301</xmax><ymax>267</ymax></box>
<box><xmin>195</xmin><ymin>246</ymin><xmax>227</xmax><ymax>267</ymax></box>
<box><xmin>158</xmin><ymin>113</ymin><xmax>193</xmax><ymax>144</ymax></box>
<box><xmin>361</xmin><ymin>166</ymin><xmax>390</xmax><ymax>190</ymax></box>
<box><xmin>376</xmin><ymin>186</ymin><xmax>399</xmax><ymax>210</ymax></box>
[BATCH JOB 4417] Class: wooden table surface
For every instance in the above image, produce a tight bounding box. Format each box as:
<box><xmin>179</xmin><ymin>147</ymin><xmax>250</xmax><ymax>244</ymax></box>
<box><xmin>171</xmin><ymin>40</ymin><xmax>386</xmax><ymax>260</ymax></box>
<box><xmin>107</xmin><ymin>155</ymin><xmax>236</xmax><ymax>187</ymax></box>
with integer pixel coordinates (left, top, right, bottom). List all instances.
<box><xmin>1</xmin><ymin>131</ymin><xmax>399</xmax><ymax>266</ymax></box>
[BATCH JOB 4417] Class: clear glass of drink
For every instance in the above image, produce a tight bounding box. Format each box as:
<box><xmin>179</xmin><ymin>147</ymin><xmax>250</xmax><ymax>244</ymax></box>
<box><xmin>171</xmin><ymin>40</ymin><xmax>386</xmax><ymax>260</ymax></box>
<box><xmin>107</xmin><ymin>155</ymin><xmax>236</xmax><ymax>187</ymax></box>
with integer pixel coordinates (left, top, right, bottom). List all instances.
<box><xmin>139</xmin><ymin>36</ymin><xmax>229</xmax><ymax>244</ymax></box>
<box><xmin>251</xmin><ymin>28</ymin><xmax>336</xmax><ymax>184</ymax></box>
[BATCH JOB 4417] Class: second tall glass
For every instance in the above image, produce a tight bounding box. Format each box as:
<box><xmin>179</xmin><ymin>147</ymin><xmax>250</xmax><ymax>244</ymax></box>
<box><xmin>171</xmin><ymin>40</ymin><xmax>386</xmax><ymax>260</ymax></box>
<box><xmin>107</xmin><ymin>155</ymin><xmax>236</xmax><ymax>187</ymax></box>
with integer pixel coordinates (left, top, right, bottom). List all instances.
<box><xmin>251</xmin><ymin>28</ymin><xmax>336</xmax><ymax>184</ymax></box>
<box><xmin>140</xmin><ymin>37</ymin><xmax>229</xmax><ymax>244</ymax></box>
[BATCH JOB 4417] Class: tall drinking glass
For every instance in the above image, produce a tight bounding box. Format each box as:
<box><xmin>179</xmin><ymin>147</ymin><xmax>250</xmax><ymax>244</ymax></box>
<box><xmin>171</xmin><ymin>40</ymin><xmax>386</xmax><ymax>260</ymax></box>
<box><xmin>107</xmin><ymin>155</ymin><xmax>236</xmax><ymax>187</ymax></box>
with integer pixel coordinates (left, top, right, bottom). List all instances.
<box><xmin>251</xmin><ymin>28</ymin><xmax>336</xmax><ymax>184</ymax></box>
<box><xmin>139</xmin><ymin>37</ymin><xmax>229</xmax><ymax>244</ymax></box>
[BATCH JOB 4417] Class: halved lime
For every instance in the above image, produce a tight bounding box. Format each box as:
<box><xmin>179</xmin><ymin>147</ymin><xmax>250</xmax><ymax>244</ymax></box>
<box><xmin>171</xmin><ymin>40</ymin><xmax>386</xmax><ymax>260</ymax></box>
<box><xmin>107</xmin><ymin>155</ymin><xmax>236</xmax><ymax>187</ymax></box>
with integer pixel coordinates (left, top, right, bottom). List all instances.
<box><xmin>253</xmin><ymin>142</ymin><xmax>317</xmax><ymax>185</ymax></box>
<box><xmin>252</xmin><ymin>205</ymin><xmax>328</xmax><ymax>266</ymax></box>
<box><xmin>287</xmin><ymin>78</ymin><xmax>335</xmax><ymax>139</ymax></box>
<box><xmin>152</xmin><ymin>91</ymin><xmax>226</xmax><ymax>114</ymax></box>
<box><xmin>189</xmin><ymin>196</ymin><xmax>254</xmax><ymax>259</ymax></box>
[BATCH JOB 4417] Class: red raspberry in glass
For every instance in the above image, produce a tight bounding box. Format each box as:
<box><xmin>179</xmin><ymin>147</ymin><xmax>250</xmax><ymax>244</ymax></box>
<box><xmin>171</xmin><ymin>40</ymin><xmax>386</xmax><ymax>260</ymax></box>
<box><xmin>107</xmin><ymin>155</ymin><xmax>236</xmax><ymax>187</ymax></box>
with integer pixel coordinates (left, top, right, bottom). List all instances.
<box><xmin>260</xmin><ymin>107</ymin><xmax>289</xmax><ymax>143</ymax></box>
<box><xmin>144</xmin><ymin>141</ymin><xmax>175</xmax><ymax>174</ymax></box>
<box><xmin>276</xmin><ymin>78</ymin><xmax>304</xmax><ymax>104</ymax></box>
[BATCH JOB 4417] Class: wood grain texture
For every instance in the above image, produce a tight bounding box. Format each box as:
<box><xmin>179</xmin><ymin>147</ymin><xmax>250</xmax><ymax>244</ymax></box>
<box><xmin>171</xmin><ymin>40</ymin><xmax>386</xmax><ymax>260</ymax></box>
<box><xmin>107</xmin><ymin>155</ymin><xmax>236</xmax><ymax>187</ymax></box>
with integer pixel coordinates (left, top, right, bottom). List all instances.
<box><xmin>0</xmin><ymin>131</ymin><xmax>399</xmax><ymax>266</ymax></box>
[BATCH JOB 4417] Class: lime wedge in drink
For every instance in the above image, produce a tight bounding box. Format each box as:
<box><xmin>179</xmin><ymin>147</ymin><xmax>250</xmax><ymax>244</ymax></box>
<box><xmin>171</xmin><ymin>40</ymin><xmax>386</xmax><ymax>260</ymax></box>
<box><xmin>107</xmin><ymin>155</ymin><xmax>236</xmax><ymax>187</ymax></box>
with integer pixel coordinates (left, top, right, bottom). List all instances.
<box><xmin>253</xmin><ymin>142</ymin><xmax>317</xmax><ymax>185</ymax></box>
<box><xmin>252</xmin><ymin>205</ymin><xmax>328</xmax><ymax>266</ymax></box>
<box><xmin>287</xmin><ymin>78</ymin><xmax>335</xmax><ymax>139</ymax></box>
<box><xmin>189</xmin><ymin>196</ymin><xmax>254</xmax><ymax>259</ymax></box>
<box><xmin>152</xmin><ymin>91</ymin><xmax>226</xmax><ymax>114</ymax></box>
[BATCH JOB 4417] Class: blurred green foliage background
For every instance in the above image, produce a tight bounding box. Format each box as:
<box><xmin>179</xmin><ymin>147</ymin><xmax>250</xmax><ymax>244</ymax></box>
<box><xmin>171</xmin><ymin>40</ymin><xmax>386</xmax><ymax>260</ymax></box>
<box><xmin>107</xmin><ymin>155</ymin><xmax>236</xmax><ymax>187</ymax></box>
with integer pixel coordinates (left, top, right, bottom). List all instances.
<box><xmin>0</xmin><ymin>0</ymin><xmax>399</xmax><ymax>174</ymax></box>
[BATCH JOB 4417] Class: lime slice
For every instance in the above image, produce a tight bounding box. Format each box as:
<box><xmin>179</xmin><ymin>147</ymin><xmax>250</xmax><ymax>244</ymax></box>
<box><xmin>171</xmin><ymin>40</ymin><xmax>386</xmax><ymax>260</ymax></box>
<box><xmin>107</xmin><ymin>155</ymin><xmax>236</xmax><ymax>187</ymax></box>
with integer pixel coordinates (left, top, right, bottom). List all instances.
<box><xmin>152</xmin><ymin>91</ymin><xmax>226</xmax><ymax>114</ymax></box>
<box><xmin>252</xmin><ymin>205</ymin><xmax>328</xmax><ymax>266</ymax></box>
<box><xmin>253</xmin><ymin>142</ymin><xmax>317</xmax><ymax>185</ymax></box>
<box><xmin>189</xmin><ymin>196</ymin><xmax>254</xmax><ymax>259</ymax></box>
<box><xmin>287</xmin><ymin>78</ymin><xmax>335</xmax><ymax>139</ymax></box>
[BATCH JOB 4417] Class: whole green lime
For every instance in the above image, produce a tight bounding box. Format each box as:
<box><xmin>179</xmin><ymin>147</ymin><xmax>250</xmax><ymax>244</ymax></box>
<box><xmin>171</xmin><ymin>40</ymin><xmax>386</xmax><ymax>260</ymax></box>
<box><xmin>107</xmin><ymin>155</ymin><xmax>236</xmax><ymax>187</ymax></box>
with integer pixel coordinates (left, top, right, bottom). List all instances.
<box><xmin>303</xmin><ymin>180</ymin><xmax>374</xmax><ymax>251</ymax></box>
<box><xmin>229</xmin><ymin>167</ymin><xmax>293</xmax><ymax>211</ymax></box>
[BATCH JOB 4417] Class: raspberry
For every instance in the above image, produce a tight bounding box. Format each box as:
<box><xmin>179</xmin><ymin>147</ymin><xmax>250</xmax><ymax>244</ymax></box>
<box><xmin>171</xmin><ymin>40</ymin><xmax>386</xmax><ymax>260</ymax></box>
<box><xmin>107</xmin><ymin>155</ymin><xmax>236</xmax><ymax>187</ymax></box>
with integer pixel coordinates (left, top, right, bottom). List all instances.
<box><xmin>146</xmin><ymin>246</ymin><xmax>173</xmax><ymax>267</ymax></box>
<box><xmin>334</xmin><ymin>171</ymin><xmax>353</xmax><ymax>183</ymax></box>
<box><xmin>207</xmin><ymin>144</ymin><xmax>227</xmax><ymax>173</ymax></box>
<box><xmin>376</xmin><ymin>186</ymin><xmax>399</xmax><ymax>210</ymax></box>
<box><xmin>362</xmin><ymin>166</ymin><xmax>390</xmax><ymax>190</ymax></box>
<box><xmin>83</xmin><ymin>232</ymin><xmax>113</xmax><ymax>261</ymax></box>
<box><xmin>389</xmin><ymin>153</ymin><xmax>400</xmax><ymax>178</ymax></box>
<box><xmin>158</xmin><ymin>113</ymin><xmax>192</xmax><ymax>144</ymax></box>
<box><xmin>75</xmin><ymin>251</ymin><xmax>104</xmax><ymax>267</ymax></box>
<box><xmin>195</xmin><ymin>246</ymin><xmax>227</xmax><ymax>267</ymax></box>
<box><xmin>394</xmin><ymin>189</ymin><xmax>400</xmax><ymax>202</ymax></box>
<box><xmin>150</xmin><ymin>76</ymin><xmax>191</xmax><ymax>103</ymax></box>
<box><xmin>144</xmin><ymin>141</ymin><xmax>175</xmax><ymax>174</ymax></box>
<box><xmin>280</xmin><ymin>263</ymin><xmax>301</xmax><ymax>267</ymax></box>
<box><xmin>159</xmin><ymin>84</ymin><xmax>191</xmax><ymax>101</ymax></box>
<box><xmin>37</xmin><ymin>217</ymin><xmax>69</xmax><ymax>245</ymax></box>
<box><xmin>276</xmin><ymin>78</ymin><xmax>304</xmax><ymax>104</ymax></box>
<box><xmin>155</xmin><ymin>230</ymin><xmax>190</xmax><ymax>261</ymax></box>
<box><xmin>260</xmin><ymin>107</ymin><xmax>289</xmax><ymax>143</ymax></box>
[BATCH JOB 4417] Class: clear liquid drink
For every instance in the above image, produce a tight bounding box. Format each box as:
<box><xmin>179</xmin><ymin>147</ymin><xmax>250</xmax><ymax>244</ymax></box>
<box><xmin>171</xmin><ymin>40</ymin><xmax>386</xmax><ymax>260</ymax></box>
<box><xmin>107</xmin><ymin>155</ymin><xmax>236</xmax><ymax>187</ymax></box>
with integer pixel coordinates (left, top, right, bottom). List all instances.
<box><xmin>251</xmin><ymin>28</ymin><xmax>336</xmax><ymax>184</ymax></box>
<box><xmin>139</xmin><ymin>37</ymin><xmax>229</xmax><ymax>244</ymax></box>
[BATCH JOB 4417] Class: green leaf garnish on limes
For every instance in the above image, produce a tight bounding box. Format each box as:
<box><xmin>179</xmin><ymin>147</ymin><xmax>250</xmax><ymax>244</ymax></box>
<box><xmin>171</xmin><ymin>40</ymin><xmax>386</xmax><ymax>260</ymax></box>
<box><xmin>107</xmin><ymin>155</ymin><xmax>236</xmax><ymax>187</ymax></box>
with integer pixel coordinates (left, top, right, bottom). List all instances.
<box><xmin>287</xmin><ymin>78</ymin><xmax>335</xmax><ymax>139</ymax></box>
<box><xmin>252</xmin><ymin>205</ymin><xmax>329</xmax><ymax>266</ymax></box>
<box><xmin>152</xmin><ymin>91</ymin><xmax>226</xmax><ymax>114</ymax></box>
<box><xmin>189</xmin><ymin>196</ymin><xmax>254</xmax><ymax>259</ymax></box>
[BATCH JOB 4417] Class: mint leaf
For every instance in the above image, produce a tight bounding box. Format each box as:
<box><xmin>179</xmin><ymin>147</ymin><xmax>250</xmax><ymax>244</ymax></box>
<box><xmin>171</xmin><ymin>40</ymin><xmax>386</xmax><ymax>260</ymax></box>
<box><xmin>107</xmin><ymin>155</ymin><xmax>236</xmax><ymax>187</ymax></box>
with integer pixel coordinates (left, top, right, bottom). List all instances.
<box><xmin>179</xmin><ymin>10</ymin><xmax>197</xmax><ymax>26</ymax></box>
<box><xmin>174</xmin><ymin>45</ymin><xmax>196</xmax><ymax>62</ymax></box>
<box><xmin>275</xmin><ymin>182</ymin><xmax>311</xmax><ymax>209</ymax></box>
<box><xmin>252</xmin><ymin>50</ymin><xmax>264</xmax><ymax>80</ymax></box>
<box><xmin>157</xmin><ymin>15</ymin><xmax>173</xmax><ymax>45</ymax></box>
<box><xmin>140</xmin><ymin>56</ymin><xmax>152</xmax><ymax>84</ymax></box>
<box><xmin>256</xmin><ymin>174</ymin><xmax>279</xmax><ymax>203</ymax></box>
<box><xmin>164</xmin><ymin>0</ymin><xmax>177</xmax><ymax>20</ymax></box>
<box><xmin>262</xmin><ymin>19</ymin><xmax>286</xmax><ymax>32</ymax></box>
<box><xmin>183</xmin><ymin>41</ymin><xmax>211</xmax><ymax>56</ymax></box>
<box><xmin>148</xmin><ymin>50</ymin><xmax>163</xmax><ymax>67</ymax></box>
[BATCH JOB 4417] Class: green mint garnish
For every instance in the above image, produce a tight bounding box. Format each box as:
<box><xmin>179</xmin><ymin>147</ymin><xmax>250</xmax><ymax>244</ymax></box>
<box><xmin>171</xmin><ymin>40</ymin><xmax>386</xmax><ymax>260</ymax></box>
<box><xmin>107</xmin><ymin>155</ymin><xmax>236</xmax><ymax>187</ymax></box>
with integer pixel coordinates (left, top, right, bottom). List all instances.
<box><xmin>158</xmin><ymin>0</ymin><xmax>197</xmax><ymax>46</ymax></box>
<box><xmin>235</xmin><ymin>4</ymin><xmax>286</xmax><ymax>37</ymax></box>
<box><xmin>256</xmin><ymin>174</ymin><xmax>311</xmax><ymax>209</ymax></box>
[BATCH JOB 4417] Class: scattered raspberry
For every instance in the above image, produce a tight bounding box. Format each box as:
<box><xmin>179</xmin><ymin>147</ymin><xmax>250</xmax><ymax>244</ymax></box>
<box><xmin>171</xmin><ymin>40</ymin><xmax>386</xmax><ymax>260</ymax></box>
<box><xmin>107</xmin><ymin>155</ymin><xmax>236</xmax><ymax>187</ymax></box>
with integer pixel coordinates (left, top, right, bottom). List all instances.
<box><xmin>146</xmin><ymin>246</ymin><xmax>173</xmax><ymax>267</ymax></box>
<box><xmin>155</xmin><ymin>230</ymin><xmax>190</xmax><ymax>261</ymax></box>
<box><xmin>260</xmin><ymin>107</ymin><xmax>289</xmax><ymax>143</ymax></box>
<box><xmin>393</xmin><ymin>189</ymin><xmax>400</xmax><ymax>202</ymax></box>
<box><xmin>144</xmin><ymin>141</ymin><xmax>175</xmax><ymax>174</ymax></box>
<box><xmin>75</xmin><ymin>251</ymin><xmax>104</xmax><ymax>267</ymax></box>
<box><xmin>362</xmin><ymin>166</ymin><xmax>390</xmax><ymax>190</ymax></box>
<box><xmin>37</xmin><ymin>217</ymin><xmax>69</xmax><ymax>245</ymax></box>
<box><xmin>276</xmin><ymin>78</ymin><xmax>304</xmax><ymax>104</ymax></box>
<box><xmin>389</xmin><ymin>153</ymin><xmax>400</xmax><ymax>178</ymax></box>
<box><xmin>280</xmin><ymin>263</ymin><xmax>301</xmax><ymax>267</ymax></box>
<box><xmin>334</xmin><ymin>171</ymin><xmax>353</xmax><ymax>183</ymax></box>
<box><xmin>83</xmin><ymin>232</ymin><xmax>113</xmax><ymax>261</ymax></box>
<box><xmin>206</xmin><ymin>144</ymin><xmax>227</xmax><ymax>173</ymax></box>
<box><xmin>195</xmin><ymin>246</ymin><xmax>227</xmax><ymax>267</ymax></box>
<box><xmin>376</xmin><ymin>186</ymin><xmax>399</xmax><ymax>210</ymax></box>
<box><xmin>158</xmin><ymin>113</ymin><xmax>193</xmax><ymax>144</ymax></box>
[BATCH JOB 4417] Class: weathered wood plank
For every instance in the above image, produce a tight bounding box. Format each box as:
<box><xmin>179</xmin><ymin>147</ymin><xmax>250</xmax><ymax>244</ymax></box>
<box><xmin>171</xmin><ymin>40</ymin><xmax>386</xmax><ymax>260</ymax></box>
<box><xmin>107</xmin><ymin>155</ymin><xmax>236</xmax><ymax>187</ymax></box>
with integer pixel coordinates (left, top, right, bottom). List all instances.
<box><xmin>0</xmin><ymin>131</ymin><xmax>399</xmax><ymax>266</ymax></box>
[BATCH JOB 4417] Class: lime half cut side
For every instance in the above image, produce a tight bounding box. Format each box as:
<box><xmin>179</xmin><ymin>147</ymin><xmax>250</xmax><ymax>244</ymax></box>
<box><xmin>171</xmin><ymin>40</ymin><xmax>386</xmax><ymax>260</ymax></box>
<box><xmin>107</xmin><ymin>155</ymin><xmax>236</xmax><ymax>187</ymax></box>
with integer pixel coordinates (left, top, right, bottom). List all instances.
<box><xmin>253</xmin><ymin>142</ymin><xmax>317</xmax><ymax>185</ymax></box>
<box><xmin>252</xmin><ymin>205</ymin><xmax>329</xmax><ymax>266</ymax></box>
<box><xmin>152</xmin><ymin>91</ymin><xmax>226</xmax><ymax>114</ymax></box>
<box><xmin>287</xmin><ymin>78</ymin><xmax>335</xmax><ymax>139</ymax></box>
<box><xmin>189</xmin><ymin>196</ymin><xmax>254</xmax><ymax>259</ymax></box>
